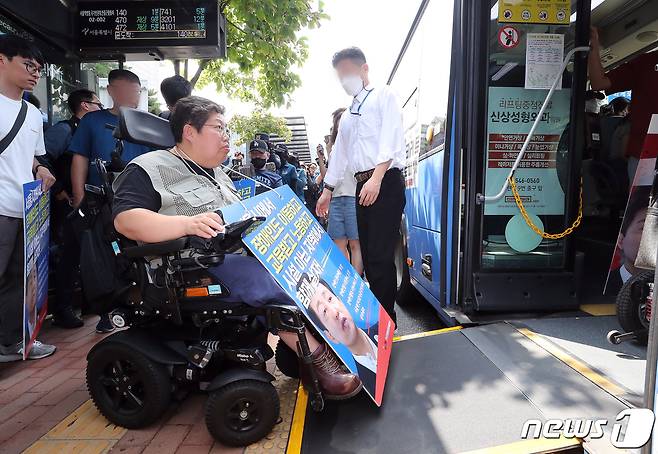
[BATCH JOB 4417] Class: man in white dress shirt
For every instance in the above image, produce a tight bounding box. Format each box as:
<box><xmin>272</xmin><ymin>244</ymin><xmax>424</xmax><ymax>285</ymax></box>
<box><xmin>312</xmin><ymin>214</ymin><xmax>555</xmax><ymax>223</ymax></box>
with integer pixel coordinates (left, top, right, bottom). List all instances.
<box><xmin>316</xmin><ymin>47</ymin><xmax>406</xmax><ymax>324</ymax></box>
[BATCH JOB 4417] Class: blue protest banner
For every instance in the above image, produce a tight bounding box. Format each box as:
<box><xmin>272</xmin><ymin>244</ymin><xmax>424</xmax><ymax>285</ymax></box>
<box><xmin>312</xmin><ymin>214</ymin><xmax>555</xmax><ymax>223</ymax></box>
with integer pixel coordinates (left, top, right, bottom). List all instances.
<box><xmin>233</xmin><ymin>178</ymin><xmax>256</xmax><ymax>200</ymax></box>
<box><xmin>22</xmin><ymin>181</ymin><xmax>49</xmax><ymax>359</ymax></box>
<box><xmin>222</xmin><ymin>186</ymin><xmax>394</xmax><ymax>405</ymax></box>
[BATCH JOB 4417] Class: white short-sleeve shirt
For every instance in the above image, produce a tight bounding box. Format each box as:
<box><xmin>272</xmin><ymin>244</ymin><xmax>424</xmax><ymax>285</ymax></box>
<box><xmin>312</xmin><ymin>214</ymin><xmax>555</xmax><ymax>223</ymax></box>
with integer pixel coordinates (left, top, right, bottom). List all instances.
<box><xmin>0</xmin><ymin>93</ymin><xmax>46</xmax><ymax>218</ymax></box>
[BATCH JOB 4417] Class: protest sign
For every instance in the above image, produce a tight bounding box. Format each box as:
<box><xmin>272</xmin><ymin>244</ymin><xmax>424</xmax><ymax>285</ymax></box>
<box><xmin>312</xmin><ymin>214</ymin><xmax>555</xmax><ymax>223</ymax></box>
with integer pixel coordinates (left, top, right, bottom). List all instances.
<box><xmin>222</xmin><ymin>186</ymin><xmax>394</xmax><ymax>405</ymax></box>
<box><xmin>605</xmin><ymin>114</ymin><xmax>658</xmax><ymax>294</ymax></box>
<box><xmin>22</xmin><ymin>181</ymin><xmax>49</xmax><ymax>359</ymax></box>
<box><xmin>233</xmin><ymin>178</ymin><xmax>256</xmax><ymax>200</ymax></box>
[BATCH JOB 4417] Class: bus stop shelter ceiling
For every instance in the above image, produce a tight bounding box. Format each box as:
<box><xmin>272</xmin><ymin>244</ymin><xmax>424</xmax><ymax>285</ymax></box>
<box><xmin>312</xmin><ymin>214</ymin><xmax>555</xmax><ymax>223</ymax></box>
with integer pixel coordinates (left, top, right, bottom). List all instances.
<box><xmin>0</xmin><ymin>0</ymin><xmax>227</xmax><ymax>63</ymax></box>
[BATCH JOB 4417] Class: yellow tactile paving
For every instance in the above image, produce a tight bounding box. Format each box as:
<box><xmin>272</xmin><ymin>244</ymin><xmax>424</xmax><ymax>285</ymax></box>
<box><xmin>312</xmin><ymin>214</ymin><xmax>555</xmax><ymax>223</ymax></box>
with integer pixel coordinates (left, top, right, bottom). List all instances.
<box><xmin>24</xmin><ymin>400</ymin><xmax>126</xmax><ymax>454</ymax></box>
<box><xmin>579</xmin><ymin>303</ymin><xmax>616</xmax><ymax>316</ymax></box>
<box><xmin>24</xmin><ymin>439</ymin><xmax>115</xmax><ymax>454</ymax></box>
<box><xmin>245</xmin><ymin>369</ymin><xmax>299</xmax><ymax>454</ymax></box>
<box><xmin>26</xmin><ymin>369</ymin><xmax>299</xmax><ymax>453</ymax></box>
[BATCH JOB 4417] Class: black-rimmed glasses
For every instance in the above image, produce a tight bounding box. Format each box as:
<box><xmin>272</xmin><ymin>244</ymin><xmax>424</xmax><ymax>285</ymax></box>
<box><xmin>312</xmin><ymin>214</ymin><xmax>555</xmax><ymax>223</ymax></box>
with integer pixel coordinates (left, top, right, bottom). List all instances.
<box><xmin>24</xmin><ymin>61</ymin><xmax>46</xmax><ymax>78</ymax></box>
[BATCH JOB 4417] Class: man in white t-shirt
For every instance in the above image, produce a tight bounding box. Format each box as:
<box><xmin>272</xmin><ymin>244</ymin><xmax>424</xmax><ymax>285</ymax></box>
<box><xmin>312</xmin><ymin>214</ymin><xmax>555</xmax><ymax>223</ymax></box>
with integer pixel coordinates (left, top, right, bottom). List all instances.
<box><xmin>0</xmin><ymin>35</ymin><xmax>56</xmax><ymax>362</ymax></box>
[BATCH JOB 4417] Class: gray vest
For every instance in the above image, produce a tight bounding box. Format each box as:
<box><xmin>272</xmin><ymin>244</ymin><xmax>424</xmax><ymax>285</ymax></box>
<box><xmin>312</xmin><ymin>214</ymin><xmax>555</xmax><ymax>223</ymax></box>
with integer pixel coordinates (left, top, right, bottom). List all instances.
<box><xmin>120</xmin><ymin>149</ymin><xmax>240</xmax><ymax>216</ymax></box>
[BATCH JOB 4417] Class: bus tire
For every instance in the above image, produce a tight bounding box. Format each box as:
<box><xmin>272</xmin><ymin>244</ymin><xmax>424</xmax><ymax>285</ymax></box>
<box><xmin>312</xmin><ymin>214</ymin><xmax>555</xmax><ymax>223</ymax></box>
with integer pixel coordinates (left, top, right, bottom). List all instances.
<box><xmin>616</xmin><ymin>270</ymin><xmax>652</xmax><ymax>344</ymax></box>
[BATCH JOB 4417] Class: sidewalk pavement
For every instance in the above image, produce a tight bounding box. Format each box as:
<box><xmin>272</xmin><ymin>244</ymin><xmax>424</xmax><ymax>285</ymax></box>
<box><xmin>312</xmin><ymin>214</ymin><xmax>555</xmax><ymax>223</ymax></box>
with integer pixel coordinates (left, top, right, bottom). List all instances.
<box><xmin>0</xmin><ymin>316</ymin><xmax>299</xmax><ymax>454</ymax></box>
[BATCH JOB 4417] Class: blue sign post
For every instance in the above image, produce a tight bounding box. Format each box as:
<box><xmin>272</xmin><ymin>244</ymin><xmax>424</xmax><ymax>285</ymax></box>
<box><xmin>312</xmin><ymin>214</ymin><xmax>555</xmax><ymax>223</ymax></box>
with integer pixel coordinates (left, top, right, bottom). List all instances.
<box><xmin>222</xmin><ymin>186</ymin><xmax>395</xmax><ymax>405</ymax></box>
<box><xmin>22</xmin><ymin>181</ymin><xmax>49</xmax><ymax>359</ymax></box>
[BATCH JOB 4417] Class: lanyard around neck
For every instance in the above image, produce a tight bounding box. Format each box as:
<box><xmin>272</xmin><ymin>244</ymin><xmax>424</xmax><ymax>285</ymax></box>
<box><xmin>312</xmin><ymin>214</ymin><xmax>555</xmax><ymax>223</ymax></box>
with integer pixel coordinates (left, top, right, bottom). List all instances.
<box><xmin>351</xmin><ymin>88</ymin><xmax>374</xmax><ymax>116</ymax></box>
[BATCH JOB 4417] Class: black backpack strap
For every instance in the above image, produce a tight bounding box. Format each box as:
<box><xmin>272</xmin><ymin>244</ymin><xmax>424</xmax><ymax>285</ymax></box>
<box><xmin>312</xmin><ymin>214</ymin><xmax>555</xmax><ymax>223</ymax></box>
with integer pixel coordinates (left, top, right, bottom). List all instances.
<box><xmin>0</xmin><ymin>100</ymin><xmax>28</xmax><ymax>155</ymax></box>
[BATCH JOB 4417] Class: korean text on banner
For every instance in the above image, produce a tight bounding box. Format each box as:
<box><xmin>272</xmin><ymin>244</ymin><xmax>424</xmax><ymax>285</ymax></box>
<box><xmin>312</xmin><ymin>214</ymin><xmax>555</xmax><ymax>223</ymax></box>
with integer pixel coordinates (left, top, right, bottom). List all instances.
<box><xmin>221</xmin><ymin>186</ymin><xmax>395</xmax><ymax>406</ymax></box>
<box><xmin>484</xmin><ymin>86</ymin><xmax>571</xmax><ymax>216</ymax></box>
<box><xmin>498</xmin><ymin>0</ymin><xmax>570</xmax><ymax>25</ymax></box>
<box><xmin>22</xmin><ymin>181</ymin><xmax>49</xmax><ymax>360</ymax></box>
<box><xmin>233</xmin><ymin>178</ymin><xmax>256</xmax><ymax>200</ymax></box>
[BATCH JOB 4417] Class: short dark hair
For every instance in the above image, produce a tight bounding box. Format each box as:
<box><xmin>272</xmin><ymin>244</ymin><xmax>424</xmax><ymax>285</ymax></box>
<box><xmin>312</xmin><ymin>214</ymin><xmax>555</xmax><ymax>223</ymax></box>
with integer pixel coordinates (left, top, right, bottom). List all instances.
<box><xmin>0</xmin><ymin>34</ymin><xmax>45</xmax><ymax>66</ymax></box>
<box><xmin>67</xmin><ymin>89</ymin><xmax>96</xmax><ymax>114</ymax></box>
<box><xmin>108</xmin><ymin>69</ymin><xmax>141</xmax><ymax>85</ymax></box>
<box><xmin>332</xmin><ymin>47</ymin><xmax>366</xmax><ymax>68</ymax></box>
<box><xmin>610</xmin><ymin>97</ymin><xmax>630</xmax><ymax>115</ymax></box>
<box><xmin>330</xmin><ymin>107</ymin><xmax>346</xmax><ymax>145</ymax></box>
<box><xmin>297</xmin><ymin>274</ymin><xmax>334</xmax><ymax>332</ymax></box>
<box><xmin>170</xmin><ymin>96</ymin><xmax>225</xmax><ymax>143</ymax></box>
<box><xmin>160</xmin><ymin>75</ymin><xmax>192</xmax><ymax>107</ymax></box>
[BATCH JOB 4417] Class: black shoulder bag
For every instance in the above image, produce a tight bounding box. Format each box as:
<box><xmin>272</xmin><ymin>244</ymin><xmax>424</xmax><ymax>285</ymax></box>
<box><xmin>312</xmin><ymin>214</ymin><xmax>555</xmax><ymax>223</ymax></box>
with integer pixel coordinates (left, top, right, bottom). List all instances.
<box><xmin>0</xmin><ymin>100</ymin><xmax>28</xmax><ymax>155</ymax></box>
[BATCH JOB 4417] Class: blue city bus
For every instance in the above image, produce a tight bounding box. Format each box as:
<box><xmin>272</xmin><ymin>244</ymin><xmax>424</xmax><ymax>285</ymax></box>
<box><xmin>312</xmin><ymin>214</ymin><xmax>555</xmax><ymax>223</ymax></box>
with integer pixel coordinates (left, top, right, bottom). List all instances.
<box><xmin>391</xmin><ymin>0</ymin><xmax>655</xmax><ymax>326</ymax></box>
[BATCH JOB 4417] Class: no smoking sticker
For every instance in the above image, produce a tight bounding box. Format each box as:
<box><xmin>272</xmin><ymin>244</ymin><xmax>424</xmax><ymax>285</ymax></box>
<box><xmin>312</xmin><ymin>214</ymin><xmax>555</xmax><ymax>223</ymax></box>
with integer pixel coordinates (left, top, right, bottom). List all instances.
<box><xmin>498</xmin><ymin>26</ymin><xmax>520</xmax><ymax>49</ymax></box>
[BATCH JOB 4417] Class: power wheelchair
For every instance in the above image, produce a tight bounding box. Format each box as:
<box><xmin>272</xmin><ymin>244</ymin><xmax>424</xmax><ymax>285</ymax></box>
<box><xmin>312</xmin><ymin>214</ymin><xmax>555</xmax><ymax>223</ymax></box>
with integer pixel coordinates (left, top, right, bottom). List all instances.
<box><xmin>82</xmin><ymin>108</ymin><xmax>324</xmax><ymax>447</ymax></box>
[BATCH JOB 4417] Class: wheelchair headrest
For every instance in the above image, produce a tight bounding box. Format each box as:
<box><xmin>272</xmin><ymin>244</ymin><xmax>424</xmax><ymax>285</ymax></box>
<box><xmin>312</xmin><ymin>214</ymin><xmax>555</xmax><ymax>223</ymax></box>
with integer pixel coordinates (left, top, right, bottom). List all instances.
<box><xmin>115</xmin><ymin>107</ymin><xmax>176</xmax><ymax>149</ymax></box>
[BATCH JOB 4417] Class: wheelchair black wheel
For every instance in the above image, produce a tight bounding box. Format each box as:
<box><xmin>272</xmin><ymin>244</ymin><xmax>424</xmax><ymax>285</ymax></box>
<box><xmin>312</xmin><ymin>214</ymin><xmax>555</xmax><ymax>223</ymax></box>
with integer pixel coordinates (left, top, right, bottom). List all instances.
<box><xmin>86</xmin><ymin>342</ymin><xmax>171</xmax><ymax>429</ymax></box>
<box><xmin>205</xmin><ymin>380</ymin><xmax>279</xmax><ymax>447</ymax></box>
<box><xmin>616</xmin><ymin>270</ymin><xmax>653</xmax><ymax>344</ymax></box>
<box><xmin>275</xmin><ymin>339</ymin><xmax>300</xmax><ymax>378</ymax></box>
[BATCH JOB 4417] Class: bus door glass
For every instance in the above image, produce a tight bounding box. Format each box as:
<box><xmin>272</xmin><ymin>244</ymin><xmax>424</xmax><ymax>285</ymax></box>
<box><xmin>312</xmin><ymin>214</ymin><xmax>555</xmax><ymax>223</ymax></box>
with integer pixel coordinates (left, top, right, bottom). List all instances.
<box><xmin>480</xmin><ymin>1</ymin><xmax>578</xmax><ymax>270</ymax></box>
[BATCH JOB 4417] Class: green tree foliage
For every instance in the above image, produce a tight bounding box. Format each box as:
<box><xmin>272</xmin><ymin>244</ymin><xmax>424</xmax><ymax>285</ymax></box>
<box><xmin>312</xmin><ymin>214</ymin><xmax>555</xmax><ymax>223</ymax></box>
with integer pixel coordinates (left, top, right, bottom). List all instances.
<box><xmin>228</xmin><ymin>110</ymin><xmax>292</xmax><ymax>146</ymax></box>
<box><xmin>147</xmin><ymin>89</ymin><xmax>162</xmax><ymax>115</ymax></box>
<box><xmin>82</xmin><ymin>62</ymin><xmax>121</xmax><ymax>78</ymax></box>
<box><xmin>189</xmin><ymin>0</ymin><xmax>328</xmax><ymax>108</ymax></box>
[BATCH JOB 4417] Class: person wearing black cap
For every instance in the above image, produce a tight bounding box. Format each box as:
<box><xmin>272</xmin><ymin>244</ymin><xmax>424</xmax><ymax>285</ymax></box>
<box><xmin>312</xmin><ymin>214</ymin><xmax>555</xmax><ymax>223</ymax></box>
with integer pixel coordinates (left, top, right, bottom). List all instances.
<box><xmin>316</xmin><ymin>47</ymin><xmax>406</xmax><ymax>324</ymax></box>
<box><xmin>159</xmin><ymin>75</ymin><xmax>192</xmax><ymax>120</ymax></box>
<box><xmin>254</xmin><ymin>132</ymin><xmax>281</xmax><ymax>170</ymax></box>
<box><xmin>249</xmin><ymin>138</ymin><xmax>282</xmax><ymax>194</ymax></box>
<box><xmin>275</xmin><ymin>143</ymin><xmax>298</xmax><ymax>193</ymax></box>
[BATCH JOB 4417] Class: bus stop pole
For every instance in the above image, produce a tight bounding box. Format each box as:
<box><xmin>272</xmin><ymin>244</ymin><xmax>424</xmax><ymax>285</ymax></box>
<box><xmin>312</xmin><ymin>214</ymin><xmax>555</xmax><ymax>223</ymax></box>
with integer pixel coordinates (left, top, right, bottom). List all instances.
<box><xmin>642</xmin><ymin>250</ymin><xmax>658</xmax><ymax>453</ymax></box>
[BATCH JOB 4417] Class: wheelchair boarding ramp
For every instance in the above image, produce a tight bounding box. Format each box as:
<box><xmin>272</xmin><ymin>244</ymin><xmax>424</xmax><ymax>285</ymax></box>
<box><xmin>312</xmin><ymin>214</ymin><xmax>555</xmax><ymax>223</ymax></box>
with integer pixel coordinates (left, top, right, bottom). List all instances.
<box><xmin>289</xmin><ymin>319</ymin><xmax>642</xmax><ymax>454</ymax></box>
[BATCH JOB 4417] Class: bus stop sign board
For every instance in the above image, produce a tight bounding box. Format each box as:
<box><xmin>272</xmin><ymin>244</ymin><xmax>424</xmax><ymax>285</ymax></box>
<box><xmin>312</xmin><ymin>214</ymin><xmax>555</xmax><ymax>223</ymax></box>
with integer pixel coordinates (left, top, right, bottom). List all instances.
<box><xmin>77</xmin><ymin>1</ymin><xmax>226</xmax><ymax>59</ymax></box>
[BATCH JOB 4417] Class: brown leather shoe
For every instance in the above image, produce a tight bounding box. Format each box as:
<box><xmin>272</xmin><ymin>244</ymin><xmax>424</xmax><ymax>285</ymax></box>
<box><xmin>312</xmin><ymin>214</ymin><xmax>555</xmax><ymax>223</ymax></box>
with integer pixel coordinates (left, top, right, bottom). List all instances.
<box><xmin>300</xmin><ymin>344</ymin><xmax>362</xmax><ymax>400</ymax></box>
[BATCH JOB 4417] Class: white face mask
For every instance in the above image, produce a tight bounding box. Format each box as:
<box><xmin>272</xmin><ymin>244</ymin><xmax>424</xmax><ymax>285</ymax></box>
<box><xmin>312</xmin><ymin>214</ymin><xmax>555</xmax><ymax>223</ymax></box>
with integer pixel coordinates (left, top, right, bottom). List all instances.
<box><xmin>340</xmin><ymin>74</ymin><xmax>364</xmax><ymax>97</ymax></box>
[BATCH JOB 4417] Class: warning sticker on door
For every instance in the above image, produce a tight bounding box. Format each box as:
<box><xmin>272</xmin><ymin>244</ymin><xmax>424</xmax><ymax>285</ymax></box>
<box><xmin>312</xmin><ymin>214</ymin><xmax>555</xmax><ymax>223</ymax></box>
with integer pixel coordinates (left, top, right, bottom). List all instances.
<box><xmin>498</xmin><ymin>0</ymin><xmax>570</xmax><ymax>25</ymax></box>
<box><xmin>498</xmin><ymin>26</ymin><xmax>520</xmax><ymax>49</ymax></box>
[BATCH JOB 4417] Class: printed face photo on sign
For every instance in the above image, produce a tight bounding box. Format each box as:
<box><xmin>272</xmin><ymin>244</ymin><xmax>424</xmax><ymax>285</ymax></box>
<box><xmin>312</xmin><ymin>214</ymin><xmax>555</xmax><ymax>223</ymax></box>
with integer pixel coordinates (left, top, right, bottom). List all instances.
<box><xmin>299</xmin><ymin>274</ymin><xmax>378</xmax><ymax>373</ymax></box>
<box><xmin>25</xmin><ymin>260</ymin><xmax>38</xmax><ymax>336</ymax></box>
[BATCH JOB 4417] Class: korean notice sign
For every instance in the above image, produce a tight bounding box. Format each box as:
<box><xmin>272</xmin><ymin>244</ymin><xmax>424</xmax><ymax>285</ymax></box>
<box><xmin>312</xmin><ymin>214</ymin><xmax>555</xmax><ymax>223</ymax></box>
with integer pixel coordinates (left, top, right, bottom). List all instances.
<box><xmin>525</xmin><ymin>33</ymin><xmax>565</xmax><ymax>90</ymax></box>
<box><xmin>22</xmin><ymin>181</ymin><xmax>49</xmax><ymax>359</ymax></box>
<box><xmin>484</xmin><ymin>87</ymin><xmax>571</xmax><ymax>216</ymax></box>
<box><xmin>222</xmin><ymin>186</ymin><xmax>395</xmax><ymax>405</ymax></box>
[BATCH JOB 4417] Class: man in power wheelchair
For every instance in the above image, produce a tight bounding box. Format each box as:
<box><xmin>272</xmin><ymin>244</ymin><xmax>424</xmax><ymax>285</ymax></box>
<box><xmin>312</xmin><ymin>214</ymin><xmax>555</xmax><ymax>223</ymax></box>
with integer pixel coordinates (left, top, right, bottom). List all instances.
<box><xmin>85</xmin><ymin>96</ymin><xmax>362</xmax><ymax>447</ymax></box>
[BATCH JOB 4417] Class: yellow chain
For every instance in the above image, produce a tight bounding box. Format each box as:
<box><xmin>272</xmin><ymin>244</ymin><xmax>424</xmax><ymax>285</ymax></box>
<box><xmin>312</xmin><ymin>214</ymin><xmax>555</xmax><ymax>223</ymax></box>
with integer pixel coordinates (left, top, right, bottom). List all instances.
<box><xmin>508</xmin><ymin>176</ymin><xmax>583</xmax><ymax>240</ymax></box>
